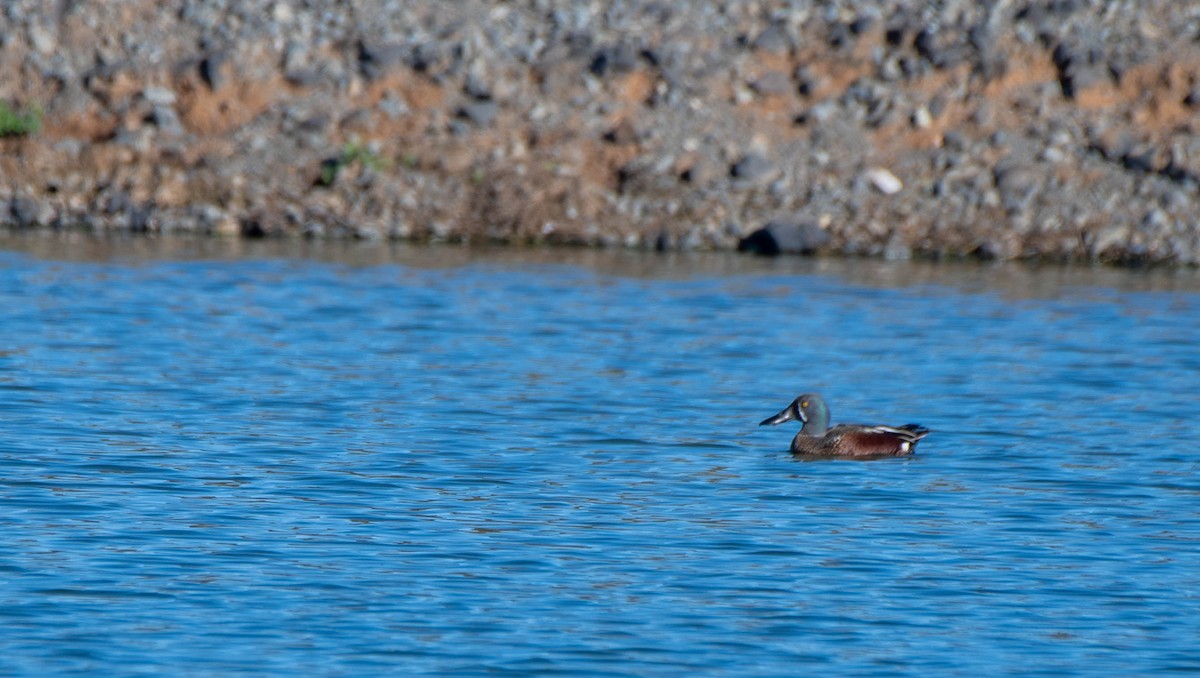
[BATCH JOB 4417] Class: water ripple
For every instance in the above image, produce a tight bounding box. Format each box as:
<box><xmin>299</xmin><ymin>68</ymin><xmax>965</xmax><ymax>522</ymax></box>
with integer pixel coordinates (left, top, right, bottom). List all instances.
<box><xmin>1</xmin><ymin>244</ymin><xmax>1199</xmax><ymax>674</ymax></box>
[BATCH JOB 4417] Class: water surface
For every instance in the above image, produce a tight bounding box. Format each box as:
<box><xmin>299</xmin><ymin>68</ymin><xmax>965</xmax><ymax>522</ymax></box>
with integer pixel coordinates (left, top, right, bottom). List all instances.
<box><xmin>2</xmin><ymin>234</ymin><xmax>1199</xmax><ymax>675</ymax></box>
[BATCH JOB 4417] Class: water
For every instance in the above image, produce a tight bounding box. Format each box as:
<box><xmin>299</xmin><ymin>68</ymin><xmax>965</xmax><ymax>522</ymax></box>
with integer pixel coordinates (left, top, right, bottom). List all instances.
<box><xmin>3</xmin><ymin>235</ymin><xmax>1199</xmax><ymax>675</ymax></box>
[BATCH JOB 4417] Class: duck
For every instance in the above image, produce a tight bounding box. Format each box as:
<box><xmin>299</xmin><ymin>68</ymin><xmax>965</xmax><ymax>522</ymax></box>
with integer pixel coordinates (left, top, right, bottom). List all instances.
<box><xmin>759</xmin><ymin>392</ymin><xmax>930</xmax><ymax>458</ymax></box>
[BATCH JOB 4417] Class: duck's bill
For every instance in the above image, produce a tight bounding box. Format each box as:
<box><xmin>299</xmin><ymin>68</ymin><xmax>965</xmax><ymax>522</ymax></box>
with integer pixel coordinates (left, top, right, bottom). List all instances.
<box><xmin>759</xmin><ymin>409</ymin><xmax>795</xmax><ymax>426</ymax></box>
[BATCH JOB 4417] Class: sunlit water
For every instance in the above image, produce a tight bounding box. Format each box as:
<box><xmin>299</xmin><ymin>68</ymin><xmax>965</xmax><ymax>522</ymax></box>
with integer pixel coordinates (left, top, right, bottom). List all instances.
<box><xmin>3</xmin><ymin>235</ymin><xmax>1199</xmax><ymax>675</ymax></box>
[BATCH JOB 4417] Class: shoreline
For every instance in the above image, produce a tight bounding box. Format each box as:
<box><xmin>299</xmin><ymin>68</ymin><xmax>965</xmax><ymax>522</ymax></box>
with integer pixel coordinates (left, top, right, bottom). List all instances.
<box><xmin>3</xmin><ymin>1</ymin><xmax>1200</xmax><ymax>267</ymax></box>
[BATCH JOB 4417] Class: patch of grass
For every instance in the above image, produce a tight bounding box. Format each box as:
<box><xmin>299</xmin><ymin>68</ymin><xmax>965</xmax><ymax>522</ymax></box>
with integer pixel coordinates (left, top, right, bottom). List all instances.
<box><xmin>318</xmin><ymin>141</ymin><xmax>392</xmax><ymax>187</ymax></box>
<box><xmin>0</xmin><ymin>101</ymin><xmax>42</xmax><ymax>137</ymax></box>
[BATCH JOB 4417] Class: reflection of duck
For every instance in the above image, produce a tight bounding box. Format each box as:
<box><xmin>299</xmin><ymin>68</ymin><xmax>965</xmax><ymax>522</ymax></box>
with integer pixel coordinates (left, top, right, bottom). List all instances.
<box><xmin>759</xmin><ymin>393</ymin><xmax>930</xmax><ymax>458</ymax></box>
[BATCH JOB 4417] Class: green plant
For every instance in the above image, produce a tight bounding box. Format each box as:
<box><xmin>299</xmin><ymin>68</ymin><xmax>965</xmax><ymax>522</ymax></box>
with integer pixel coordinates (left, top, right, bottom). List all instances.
<box><xmin>318</xmin><ymin>141</ymin><xmax>391</xmax><ymax>186</ymax></box>
<box><xmin>0</xmin><ymin>102</ymin><xmax>42</xmax><ymax>137</ymax></box>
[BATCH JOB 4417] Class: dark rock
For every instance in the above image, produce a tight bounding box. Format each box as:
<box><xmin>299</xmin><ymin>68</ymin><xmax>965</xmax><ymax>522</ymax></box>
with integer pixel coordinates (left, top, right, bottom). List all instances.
<box><xmin>464</xmin><ymin>73</ymin><xmax>492</xmax><ymax>100</ymax></box>
<box><xmin>457</xmin><ymin>100</ymin><xmax>498</xmax><ymax>126</ymax></box>
<box><xmin>1016</xmin><ymin>0</ymin><xmax>1084</xmax><ymax>23</ymax></box>
<box><xmin>973</xmin><ymin>239</ymin><xmax>1005</xmax><ymax>260</ymax></box>
<box><xmin>285</xmin><ymin>69</ymin><xmax>323</xmax><ymax>87</ymax></box>
<box><xmin>1122</xmin><ymin>145</ymin><xmax>1157</xmax><ymax>174</ymax></box>
<box><xmin>199</xmin><ymin>51</ymin><xmax>229</xmax><ymax>90</ymax></box>
<box><xmin>241</xmin><ymin>218</ymin><xmax>268</xmax><ymax>238</ymax></box>
<box><xmin>737</xmin><ymin>220</ymin><xmax>830</xmax><ymax>256</ymax></box>
<box><xmin>589</xmin><ymin>44</ymin><xmax>639</xmax><ymax>77</ymax></box>
<box><xmin>299</xmin><ymin>113</ymin><xmax>331</xmax><ymax>132</ymax></box>
<box><xmin>828</xmin><ymin>22</ymin><xmax>854</xmax><ymax>49</ymax></box>
<box><xmin>639</xmin><ymin>47</ymin><xmax>662</xmax><ymax>68</ymax></box>
<box><xmin>9</xmin><ymin>197</ymin><xmax>38</xmax><ymax>227</ymax></box>
<box><xmin>1163</xmin><ymin>155</ymin><xmax>1198</xmax><ymax>184</ymax></box>
<box><xmin>128</xmin><ymin>206</ymin><xmax>151</xmax><ymax>233</ymax></box>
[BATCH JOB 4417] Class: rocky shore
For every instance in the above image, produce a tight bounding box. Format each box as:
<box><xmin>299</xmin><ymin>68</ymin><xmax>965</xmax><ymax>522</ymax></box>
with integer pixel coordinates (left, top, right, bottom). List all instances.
<box><xmin>2</xmin><ymin>1</ymin><xmax>1200</xmax><ymax>265</ymax></box>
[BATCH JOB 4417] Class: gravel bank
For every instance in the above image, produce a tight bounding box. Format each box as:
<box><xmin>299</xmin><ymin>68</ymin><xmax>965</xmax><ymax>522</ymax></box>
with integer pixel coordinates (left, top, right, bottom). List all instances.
<box><xmin>2</xmin><ymin>1</ymin><xmax>1200</xmax><ymax>265</ymax></box>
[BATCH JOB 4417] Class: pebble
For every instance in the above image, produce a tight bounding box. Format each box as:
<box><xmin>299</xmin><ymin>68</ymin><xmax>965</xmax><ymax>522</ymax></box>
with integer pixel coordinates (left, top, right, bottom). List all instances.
<box><xmin>865</xmin><ymin>168</ymin><xmax>903</xmax><ymax>195</ymax></box>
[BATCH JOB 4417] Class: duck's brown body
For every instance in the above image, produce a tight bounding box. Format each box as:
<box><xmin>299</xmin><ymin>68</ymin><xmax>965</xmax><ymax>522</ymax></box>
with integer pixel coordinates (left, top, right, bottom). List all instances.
<box><xmin>760</xmin><ymin>393</ymin><xmax>930</xmax><ymax>458</ymax></box>
<box><xmin>787</xmin><ymin>423</ymin><xmax>930</xmax><ymax>457</ymax></box>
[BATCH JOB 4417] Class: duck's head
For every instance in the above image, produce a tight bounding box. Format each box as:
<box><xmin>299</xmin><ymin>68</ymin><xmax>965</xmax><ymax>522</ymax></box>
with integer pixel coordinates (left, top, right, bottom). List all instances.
<box><xmin>759</xmin><ymin>393</ymin><xmax>831</xmax><ymax>435</ymax></box>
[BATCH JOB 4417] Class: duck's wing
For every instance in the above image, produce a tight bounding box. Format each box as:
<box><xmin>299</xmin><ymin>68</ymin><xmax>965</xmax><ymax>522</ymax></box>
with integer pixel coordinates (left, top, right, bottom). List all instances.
<box><xmin>828</xmin><ymin>424</ymin><xmax>930</xmax><ymax>456</ymax></box>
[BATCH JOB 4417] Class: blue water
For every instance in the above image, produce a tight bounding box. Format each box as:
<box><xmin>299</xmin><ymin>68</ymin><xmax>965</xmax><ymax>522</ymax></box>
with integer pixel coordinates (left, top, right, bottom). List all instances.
<box><xmin>2</xmin><ymin>237</ymin><xmax>1199</xmax><ymax>675</ymax></box>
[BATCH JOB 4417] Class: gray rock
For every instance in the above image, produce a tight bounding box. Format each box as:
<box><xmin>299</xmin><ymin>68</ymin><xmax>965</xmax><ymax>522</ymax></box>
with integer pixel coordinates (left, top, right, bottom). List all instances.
<box><xmin>359</xmin><ymin>41</ymin><xmax>407</xmax><ymax>79</ymax></box>
<box><xmin>737</xmin><ymin>220</ymin><xmax>830</xmax><ymax>255</ymax></box>
<box><xmin>752</xmin><ymin>24</ymin><xmax>793</xmax><ymax>53</ymax></box>
<box><xmin>28</xmin><ymin>23</ymin><xmax>57</xmax><ymax>55</ymax></box>
<box><xmin>914</xmin><ymin>27</ymin><xmax>967</xmax><ymax>69</ymax></box>
<box><xmin>285</xmin><ymin>69</ymin><xmax>323</xmax><ymax>87</ymax></box>
<box><xmin>1051</xmin><ymin>41</ymin><xmax>1109</xmax><ymax>99</ymax></box>
<box><xmin>994</xmin><ymin>163</ymin><xmax>1040</xmax><ymax>214</ymax></box>
<box><xmin>457</xmin><ymin>100</ymin><xmax>498</xmax><ymax>126</ymax></box>
<box><xmin>730</xmin><ymin>154</ymin><xmax>772</xmax><ymax>182</ymax></box>
<box><xmin>409</xmin><ymin>42</ymin><xmax>444</xmax><ymax>74</ymax></box>
<box><xmin>750</xmin><ymin>70</ymin><xmax>792</xmax><ymax>96</ymax></box>
<box><xmin>884</xmin><ymin>233</ymin><xmax>912</xmax><ymax>260</ymax></box>
<box><xmin>150</xmin><ymin>105</ymin><xmax>185</xmax><ymax>136</ymax></box>
<box><xmin>142</xmin><ymin>86</ymin><xmax>176</xmax><ymax>105</ymax></box>
<box><xmin>338</xmin><ymin>110</ymin><xmax>372</xmax><ymax>133</ymax></box>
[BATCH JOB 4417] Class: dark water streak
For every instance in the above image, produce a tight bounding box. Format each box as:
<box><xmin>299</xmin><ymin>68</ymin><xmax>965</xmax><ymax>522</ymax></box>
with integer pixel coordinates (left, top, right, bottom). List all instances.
<box><xmin>2</xmin><ymin>234</ymin><xmax>1199</xmax><ymax>675</ymax></box>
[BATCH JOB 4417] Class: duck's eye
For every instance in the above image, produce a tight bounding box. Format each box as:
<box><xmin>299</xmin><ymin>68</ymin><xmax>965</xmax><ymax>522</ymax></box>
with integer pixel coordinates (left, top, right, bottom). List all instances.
<box><xmin>800</xmin><ymin>401</ymin><xmax>808</xmax><ymax>408</ymax></box>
